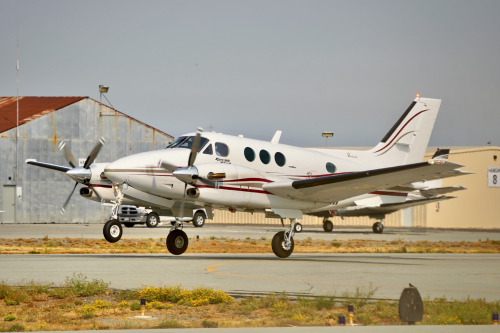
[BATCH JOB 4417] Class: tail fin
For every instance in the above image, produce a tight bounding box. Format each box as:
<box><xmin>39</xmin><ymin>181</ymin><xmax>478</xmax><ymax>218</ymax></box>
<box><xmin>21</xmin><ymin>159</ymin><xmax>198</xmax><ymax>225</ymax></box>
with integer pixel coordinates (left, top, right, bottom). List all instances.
<box><xmin>369</xmin><ymin>97</ymin><xmax>441</xmax><ymax>165</ymax></box>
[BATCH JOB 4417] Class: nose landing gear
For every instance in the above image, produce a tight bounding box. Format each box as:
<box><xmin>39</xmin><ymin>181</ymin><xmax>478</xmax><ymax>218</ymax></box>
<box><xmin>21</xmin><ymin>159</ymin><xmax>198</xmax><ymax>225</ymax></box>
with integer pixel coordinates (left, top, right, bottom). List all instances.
<box><xmin>103</xmin><ymin>183</ymin><xmax>125</xmax><ymax>243</ymax></box>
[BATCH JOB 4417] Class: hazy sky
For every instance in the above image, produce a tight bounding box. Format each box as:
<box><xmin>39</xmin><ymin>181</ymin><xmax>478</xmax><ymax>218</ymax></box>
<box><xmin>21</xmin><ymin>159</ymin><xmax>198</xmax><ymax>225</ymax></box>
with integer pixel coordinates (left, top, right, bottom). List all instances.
<box><xmin>1</xmin><ymin>0</ymin><xmax>499</xmax><ymax>147</ymax></box>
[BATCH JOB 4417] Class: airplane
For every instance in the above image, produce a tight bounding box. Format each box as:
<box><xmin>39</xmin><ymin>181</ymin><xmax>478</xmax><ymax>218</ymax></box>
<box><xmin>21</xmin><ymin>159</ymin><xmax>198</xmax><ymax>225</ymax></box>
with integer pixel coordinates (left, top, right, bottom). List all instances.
<box><xmin>303</xmin><ymin>148</ymin><xmax>466</xmax><ymax>234</ymax></box>
<box><xmin>102</xmin><ymin>96</ymin><xmax>469</xmax><ymax>258</ymax></box>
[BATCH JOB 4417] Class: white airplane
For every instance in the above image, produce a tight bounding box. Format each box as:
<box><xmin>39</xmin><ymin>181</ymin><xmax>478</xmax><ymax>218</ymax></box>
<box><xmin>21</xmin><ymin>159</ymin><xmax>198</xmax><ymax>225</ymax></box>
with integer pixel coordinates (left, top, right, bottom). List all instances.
<box><xmin>102</xmin><ymin>96</ymin><xmax>469</xmax><ymax>258</ymax></box>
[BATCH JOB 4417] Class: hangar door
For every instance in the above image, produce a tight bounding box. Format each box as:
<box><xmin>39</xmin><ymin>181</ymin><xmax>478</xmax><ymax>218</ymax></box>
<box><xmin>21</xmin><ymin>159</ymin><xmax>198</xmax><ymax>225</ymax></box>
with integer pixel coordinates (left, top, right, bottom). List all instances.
<box><xmin>2</xmin><ymin>185</ymin><xmax>16</xmax><ymax>223</ymax></box>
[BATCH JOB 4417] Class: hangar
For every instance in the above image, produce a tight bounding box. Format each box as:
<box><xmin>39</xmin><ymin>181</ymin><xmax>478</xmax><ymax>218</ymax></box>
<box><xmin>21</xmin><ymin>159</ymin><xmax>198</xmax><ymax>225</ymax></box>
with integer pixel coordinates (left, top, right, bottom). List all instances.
<box><xmin>0</xmin><ymin>96</ymin><xmax>173</xmax><ymax>223</ymax></box>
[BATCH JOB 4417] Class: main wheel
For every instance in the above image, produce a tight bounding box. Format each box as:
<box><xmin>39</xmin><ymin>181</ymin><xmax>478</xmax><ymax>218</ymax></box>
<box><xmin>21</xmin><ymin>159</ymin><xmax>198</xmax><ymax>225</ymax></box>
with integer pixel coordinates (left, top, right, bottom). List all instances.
<box><xmin>323</xmin><ymin>220</ymin><xmax>334</xmax><ymax>232</ymax></box>
<box><xmin>103</xmin><ymin>219</ymin><xmax>123</xmax><ymax>243</ymax></box>
<box><xmin>166</xmin><ymin>230</ymin><xmax>189</xmax><ymax>255</ymax></box>
<box><xmin>372</xmin><ymin>222</ymin><xmax>384</xmax><ymax>234</ymax></box>
<box><xmin>146</xmin><ymin>212</ymin><xmax>160</xmax><ymax>228</ymax></box>
<box><xmin>192</xmin><ymin>211</ymin><xmax>206</xmax><ymax>228</ymax></box>
<box><xmin>294</xmin><ymin>222</ymin><xmax>303</xmax><ymax>233</ymax></box>
<box><xmin>271</xmin><ymin>231</ymin><xmax>294</xmax><ymax>258</ymax></box>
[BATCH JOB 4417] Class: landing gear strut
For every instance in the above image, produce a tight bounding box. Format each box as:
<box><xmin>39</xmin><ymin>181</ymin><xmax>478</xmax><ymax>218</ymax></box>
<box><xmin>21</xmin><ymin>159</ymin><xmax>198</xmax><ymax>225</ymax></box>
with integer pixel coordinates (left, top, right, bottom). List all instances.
<box><xmin>103</xmin><ymin>184</ymin><xmax>125</xmax><ymax>243</ymax></box>
<box><xmin>272</xmin><ymin>218</ymin><xmax>298</xmax><ymax>258</ymax></box>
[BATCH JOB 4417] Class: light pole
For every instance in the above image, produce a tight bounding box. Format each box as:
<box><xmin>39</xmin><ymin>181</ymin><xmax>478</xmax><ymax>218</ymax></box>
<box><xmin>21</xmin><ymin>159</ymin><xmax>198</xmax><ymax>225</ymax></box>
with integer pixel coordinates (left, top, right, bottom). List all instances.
<box><xmin>99</xmin><ymin>85</ymin><xmax>109</xmax><ymax>104</ymax></box>
<box><xmin>322</xmin><ymin>132</ymin><xmax>334</xmax><ymax>147</ymax></box>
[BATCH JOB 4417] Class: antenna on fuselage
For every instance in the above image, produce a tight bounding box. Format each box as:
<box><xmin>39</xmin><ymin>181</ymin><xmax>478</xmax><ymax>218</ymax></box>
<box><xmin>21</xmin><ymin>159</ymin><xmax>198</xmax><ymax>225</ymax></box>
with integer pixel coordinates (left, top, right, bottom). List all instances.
<box><xmin>271</xmin><ymin>130</ymin><xmax>282</xmax><ymax>144</ymax></box>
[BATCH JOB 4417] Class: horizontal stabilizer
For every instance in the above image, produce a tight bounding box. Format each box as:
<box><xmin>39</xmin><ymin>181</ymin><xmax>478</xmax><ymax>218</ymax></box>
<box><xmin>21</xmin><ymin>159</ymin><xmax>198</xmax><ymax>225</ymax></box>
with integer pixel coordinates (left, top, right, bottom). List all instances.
<box><xmin>420</xmin><ymin>185</ymin><xmax>466</xmax><ymax>197</ymax></box>
<box><xmin>335</xmin><ymin>196</ymin><xmax>455</xmax><ymax>217</ymax></box>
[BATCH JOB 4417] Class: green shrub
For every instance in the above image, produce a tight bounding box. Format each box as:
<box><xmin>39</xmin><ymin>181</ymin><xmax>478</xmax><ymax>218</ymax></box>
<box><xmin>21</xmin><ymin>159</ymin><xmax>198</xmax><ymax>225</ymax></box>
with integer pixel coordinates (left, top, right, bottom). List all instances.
<box><xmin>8</xmin><ymin>323</ymin><xmax>25</xmax><ymax>332</ymax></box>
<box><xmin>64</xmin><ymin>273</ymin><xmax>109</xmax><ymax>297</ymax></box>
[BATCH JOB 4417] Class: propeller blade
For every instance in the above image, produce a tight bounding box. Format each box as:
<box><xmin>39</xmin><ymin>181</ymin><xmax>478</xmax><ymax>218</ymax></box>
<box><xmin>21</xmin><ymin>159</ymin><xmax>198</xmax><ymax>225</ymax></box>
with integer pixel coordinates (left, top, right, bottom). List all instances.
<box><xmin>60</xmin><ymin>181</ymin><xmax>79</xmax><ymax>215</ymax></box>
<box><xmin>58</xmin><ymin>141</ymin><xmax>76</xmax><ymax>168</ymax></box>
<box><xmin>83</xmin><ymin>137</ymin><xmax>106</xmax><ymax>169</ymax></box>
<box><xmin>188</xmin><ymin>127</ymin><xmax>203</xmax><ymax>167</ymax></box>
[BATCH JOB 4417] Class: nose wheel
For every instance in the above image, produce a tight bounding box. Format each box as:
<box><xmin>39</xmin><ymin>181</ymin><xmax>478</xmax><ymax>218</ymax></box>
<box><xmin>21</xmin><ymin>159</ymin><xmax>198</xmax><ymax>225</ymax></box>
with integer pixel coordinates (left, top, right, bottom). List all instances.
<box><xmin>103</xmin><ymin>219</ymin><xmax>123</xmax><ymax>243</ymax></box>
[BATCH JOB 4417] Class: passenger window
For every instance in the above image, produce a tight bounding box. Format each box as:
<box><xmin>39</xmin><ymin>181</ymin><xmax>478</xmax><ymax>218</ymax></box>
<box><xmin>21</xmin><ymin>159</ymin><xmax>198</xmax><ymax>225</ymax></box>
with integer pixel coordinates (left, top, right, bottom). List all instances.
<box><xmin>275</xmin><ymin>152</ymin><xmax>286</xmax><ymax>167</ymax></box>
<box><xmin>203</xmin><ymin>144</ymin><xmax>213</xmax><ymax>155</ymax></box>
<box><xmin>244</xmin><ymin>147</ymin><xmax>255</xmax><ymax>162</ymax></box>
<box><xmin>326</xmin><ymin>162</ymin><xmax>337</xmax><ymax>174</ymax></box>
<box><xmin>259</xmin><ymin>150</ymin><xmax>271</xmax><ymax>164</ymax></box>
<box><xmin>215</xmin><ymin>143</ymin><xmax>229</xmax><ymax>157</ymax></box>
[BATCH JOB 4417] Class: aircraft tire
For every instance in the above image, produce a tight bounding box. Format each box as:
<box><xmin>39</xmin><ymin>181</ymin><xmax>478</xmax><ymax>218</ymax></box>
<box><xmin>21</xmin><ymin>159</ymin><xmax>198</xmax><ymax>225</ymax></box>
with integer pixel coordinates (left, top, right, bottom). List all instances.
<box><xmin>103</xmin><ymin>219</ymin><xmax>123</xmax><ymax>243</ymax></box>
<box><xmin>166</xmin><ymin>229</ymin><xmax>189</xmax><ymax>255</ymax></box>
<box><xmin>323</xmin><ymin>220</ymin><xmax>334</xmax><ymax>232</ymax></box>
<box><xmin>272</xmin><ymin>231</ymin><xmax>294</xmax><ymax>258</ymax></box>
<box><xmin>294</xmin><ymin>222</ymin><xmax>303</xmax><ymax>233</ymax></box>
<box><xmin>146</xmin><ymin>213</ymin><xmax>160</xmax><ymax>228</ymax></box>
<box><xmin>192</xmin><ymin>211</ymin><xmax>206</xmax><ymax>228</ymax></box>
<box><xmin>372</xmin><ymin>222</ymin><xmax>384</xmax><ymax>234</ymax></box>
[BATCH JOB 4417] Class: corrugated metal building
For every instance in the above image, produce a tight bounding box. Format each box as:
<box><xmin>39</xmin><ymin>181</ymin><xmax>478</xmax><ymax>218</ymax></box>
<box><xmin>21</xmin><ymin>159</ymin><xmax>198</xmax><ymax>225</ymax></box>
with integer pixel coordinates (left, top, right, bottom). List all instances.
<box><xmin>0</xmin><ymin>96</ymin><xmax>173</xmax><ymax>223</ymax></box>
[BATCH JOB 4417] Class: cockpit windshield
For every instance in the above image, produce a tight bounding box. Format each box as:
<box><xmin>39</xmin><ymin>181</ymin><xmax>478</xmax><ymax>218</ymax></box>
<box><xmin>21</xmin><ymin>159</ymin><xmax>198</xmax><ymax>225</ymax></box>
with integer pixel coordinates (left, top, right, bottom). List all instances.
<box><xmin>166</xmin><ymin>136</ymin><xmax>209</xmax><ymax>151</ymax></box>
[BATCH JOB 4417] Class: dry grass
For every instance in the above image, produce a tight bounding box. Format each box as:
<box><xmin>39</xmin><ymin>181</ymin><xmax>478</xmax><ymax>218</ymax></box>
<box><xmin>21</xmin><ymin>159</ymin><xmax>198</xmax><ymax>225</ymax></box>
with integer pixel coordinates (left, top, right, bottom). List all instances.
<box><xmin>1</xmin><ymin>280</ymin><xmax>499</xmax><ymax>331</ymax></box>
<box><xmin>0</xmin><ymin>237</ymin><xmax>499</xmax><ymax>255</ymax></box>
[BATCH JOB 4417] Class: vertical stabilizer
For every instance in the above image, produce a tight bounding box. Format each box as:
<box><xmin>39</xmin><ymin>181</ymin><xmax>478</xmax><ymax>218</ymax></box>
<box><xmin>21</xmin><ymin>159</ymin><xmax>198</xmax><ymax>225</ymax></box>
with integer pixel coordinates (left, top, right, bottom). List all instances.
<box><xmin>369</xmin><ymin>97</ymin><xmax>441</xmax><ymax>165</ymax></box>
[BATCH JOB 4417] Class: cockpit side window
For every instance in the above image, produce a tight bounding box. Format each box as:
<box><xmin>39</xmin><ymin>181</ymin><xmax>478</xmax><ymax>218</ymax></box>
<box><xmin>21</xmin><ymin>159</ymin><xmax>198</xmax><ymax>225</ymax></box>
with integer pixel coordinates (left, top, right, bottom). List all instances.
<box><xmin>215</xmin><ymin>142</ymin><xmax>229</xmax><ymax>157</ymax></box>
<box><xmin>167</xmin><ymin>136</ymin><xmax>209</xmax><ymax>151</ymax></box>
<box><xmin>203</xmin><ymin>144</ymin><xmax>213</xmax><ymax>155</ymax></box>
<box><xmin>166</xmin><ymin>136</ymin><xmax>188</xmax><ymax>148</ymax></box>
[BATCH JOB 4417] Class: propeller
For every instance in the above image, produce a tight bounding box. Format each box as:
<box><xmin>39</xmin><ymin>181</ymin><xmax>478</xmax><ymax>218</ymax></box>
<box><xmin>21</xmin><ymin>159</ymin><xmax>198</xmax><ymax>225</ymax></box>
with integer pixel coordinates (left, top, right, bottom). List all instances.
<box><xmin>159</xmin><ymin>128</ymin><xmax>205</xmax><ymax>220</ymax></box>
<box><xmin>58</xmin><ymin>137</ymin><xmax>106</xmax><ymax>214</ymax></box>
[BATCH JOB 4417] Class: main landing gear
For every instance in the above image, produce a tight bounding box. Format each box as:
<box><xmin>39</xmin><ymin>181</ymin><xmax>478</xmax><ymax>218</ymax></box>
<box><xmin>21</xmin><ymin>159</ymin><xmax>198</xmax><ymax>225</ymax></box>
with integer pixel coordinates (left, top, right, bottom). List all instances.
<box><xmin>166</xmin><ymin>221</ymin><xmax>189</xmax><ymax>255</ymax></box>
<box><xmin>372</xmin><ymin>221</ymin><xmax>384</xmax><ymax>234</ymax></box>
<box><xmin>323</xmin><ymin>218</ymin><xmax>334</xmax><ymax>232</ymax></box>
<box><xmin>272</xmin><ymin>218</ymin><xmax>299</xmax><ymax>258</ymax></box>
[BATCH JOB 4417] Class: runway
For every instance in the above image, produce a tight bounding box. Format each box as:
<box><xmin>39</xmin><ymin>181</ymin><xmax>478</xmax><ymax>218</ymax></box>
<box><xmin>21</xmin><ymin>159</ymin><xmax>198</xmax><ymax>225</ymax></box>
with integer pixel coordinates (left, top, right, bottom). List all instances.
<box><xmin>1</xmin><ymin>253</ymin><xmax>499</xmax><ymax>301</ymax></box>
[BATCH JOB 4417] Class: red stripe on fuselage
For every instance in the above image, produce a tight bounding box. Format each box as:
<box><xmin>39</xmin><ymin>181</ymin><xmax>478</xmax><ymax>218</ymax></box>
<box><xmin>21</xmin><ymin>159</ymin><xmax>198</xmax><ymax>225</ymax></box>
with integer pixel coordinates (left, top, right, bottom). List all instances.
<box><xmin>375</xmin><ymin>109</ymin><xmax>428</xmax><ymax>153</ymax></box>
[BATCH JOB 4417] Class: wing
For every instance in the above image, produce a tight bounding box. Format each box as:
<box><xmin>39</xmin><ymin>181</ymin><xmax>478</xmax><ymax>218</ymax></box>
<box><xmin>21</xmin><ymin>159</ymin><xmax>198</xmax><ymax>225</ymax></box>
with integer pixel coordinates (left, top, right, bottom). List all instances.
<box><xmin>263</xmin><ymin>161</ymin><xmax>468</xmax><ymax>203</ymax></box>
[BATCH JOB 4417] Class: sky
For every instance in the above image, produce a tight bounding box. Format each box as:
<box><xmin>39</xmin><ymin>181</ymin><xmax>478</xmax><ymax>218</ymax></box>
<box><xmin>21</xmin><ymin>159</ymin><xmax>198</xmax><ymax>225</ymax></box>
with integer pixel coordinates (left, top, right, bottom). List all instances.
<box><xmin>1</xmin><ymin>0</ymin><xmax>499</xmax><ymax>148</ymax></box>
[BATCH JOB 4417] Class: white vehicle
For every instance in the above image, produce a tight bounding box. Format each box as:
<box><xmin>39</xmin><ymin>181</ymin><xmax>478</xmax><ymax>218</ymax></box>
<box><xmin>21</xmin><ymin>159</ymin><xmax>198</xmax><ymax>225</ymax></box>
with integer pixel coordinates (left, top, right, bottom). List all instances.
<box><xmin>118</xmin><ymin>206</ymin><xmax>211</xmax><ymax>228</ymax></box>
<box><xmin>103</xmin><ymin>96</ymin><xmax>469</xmax><ymax>258</ymax></box>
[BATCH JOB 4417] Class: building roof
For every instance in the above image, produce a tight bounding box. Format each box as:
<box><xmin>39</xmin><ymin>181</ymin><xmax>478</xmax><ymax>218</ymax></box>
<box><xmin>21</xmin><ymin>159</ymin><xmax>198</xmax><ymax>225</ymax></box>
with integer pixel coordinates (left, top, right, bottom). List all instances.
<box><xmin>0</xmin><ymin>96</ymin><xmax>173</xmax><ymax>139</ymax></box>
<box><xmin>0</xmin><ymin>96</ymin><xmax>86</xmax><ymax>133</ymax></box>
